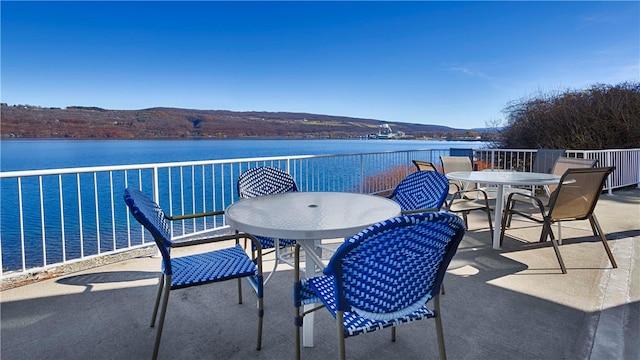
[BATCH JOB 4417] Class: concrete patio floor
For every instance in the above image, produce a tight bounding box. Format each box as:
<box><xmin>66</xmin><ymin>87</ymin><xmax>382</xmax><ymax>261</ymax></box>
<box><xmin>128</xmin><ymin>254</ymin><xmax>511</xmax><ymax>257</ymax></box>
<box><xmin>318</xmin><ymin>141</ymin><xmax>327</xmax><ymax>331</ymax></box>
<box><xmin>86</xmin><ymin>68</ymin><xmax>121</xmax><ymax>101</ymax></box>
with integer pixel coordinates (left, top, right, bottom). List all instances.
<box><xmin>1</xmin><ymin>189</ymin><xmax>639</xmax><ymax>360</ymax></box>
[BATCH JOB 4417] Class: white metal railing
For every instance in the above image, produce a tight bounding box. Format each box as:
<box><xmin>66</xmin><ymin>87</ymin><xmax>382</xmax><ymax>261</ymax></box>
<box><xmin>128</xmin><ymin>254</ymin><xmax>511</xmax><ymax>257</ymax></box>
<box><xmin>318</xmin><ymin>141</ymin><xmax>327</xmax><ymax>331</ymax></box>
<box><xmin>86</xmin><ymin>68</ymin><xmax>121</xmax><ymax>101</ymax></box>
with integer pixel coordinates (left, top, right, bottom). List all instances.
<box><xmin>471</xmin><ymin>148</ymin><xmax>640</xmax><ymax>194</ymax></box>
<box><xmin>0</xmin><ymin>149</ymin><xmax>447</xmax><ymax>278</ymax></box>
<box><xmin>1</xmin><ymin>147</ymin><xmax>638</xmax><ymax>279</ymax></box>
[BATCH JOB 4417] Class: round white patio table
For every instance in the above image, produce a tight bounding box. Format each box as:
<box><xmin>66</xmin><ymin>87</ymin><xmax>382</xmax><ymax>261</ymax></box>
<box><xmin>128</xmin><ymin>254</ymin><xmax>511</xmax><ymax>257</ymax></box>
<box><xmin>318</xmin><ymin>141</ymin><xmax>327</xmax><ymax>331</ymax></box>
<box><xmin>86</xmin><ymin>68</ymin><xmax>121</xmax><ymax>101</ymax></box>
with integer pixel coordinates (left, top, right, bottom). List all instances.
<box><xmin>446</xmin><ymin>170</ymin><xmax>563</xmax><ymax>250</ymax></box>
<box><xmin>225</xmin><ymin>191</ymin><xmax>401</xmax><ymax>347</ymax></box>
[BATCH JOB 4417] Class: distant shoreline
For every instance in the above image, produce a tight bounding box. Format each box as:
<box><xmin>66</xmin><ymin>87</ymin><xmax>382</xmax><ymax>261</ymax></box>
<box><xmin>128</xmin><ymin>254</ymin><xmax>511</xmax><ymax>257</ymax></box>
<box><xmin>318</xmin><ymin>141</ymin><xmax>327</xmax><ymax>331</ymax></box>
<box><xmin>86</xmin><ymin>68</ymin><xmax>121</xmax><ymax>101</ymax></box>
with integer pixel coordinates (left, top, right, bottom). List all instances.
<box><xmin>1</xmin><ymin>104</ymin><xmax>494</xmax><ymax>140</ymax></box>
<box><xmin>0</xmin><ymin>137</ymin><xmax>487</xmax><ymax>142</ymax></box>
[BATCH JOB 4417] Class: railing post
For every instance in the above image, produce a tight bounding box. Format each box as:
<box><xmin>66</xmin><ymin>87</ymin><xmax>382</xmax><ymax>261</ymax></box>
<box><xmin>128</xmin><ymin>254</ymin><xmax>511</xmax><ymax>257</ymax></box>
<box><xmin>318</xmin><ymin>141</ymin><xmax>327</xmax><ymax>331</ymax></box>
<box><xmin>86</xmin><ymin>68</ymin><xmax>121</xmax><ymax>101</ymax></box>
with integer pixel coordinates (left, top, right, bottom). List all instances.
<box><xmin>152</xmin><ymin>167</ymin><xmax>160</xmax><ymax>203</ymax></box>
<box><xmin>359</xmin><ymin>154</ymin><xmax>364</xmax><ymax>193</ymax></box>
<box><xmin>490</xmin><ymin>150</ymin><xmax>495</xmax><ymax>169</ymax></box>
<box><xmin>152</xmin><ymin>166</ymin><xmax>161</xmax><ymax>257</ymax></box>
<box><xmin>637</xmin><ymin>149</ymin><xmax>640</xmax><ymax>189</ymax></box>
<box><xmin>606</xmin><ymin>151</ymin><xmax>613</xmax><ymax>195</ymax></box>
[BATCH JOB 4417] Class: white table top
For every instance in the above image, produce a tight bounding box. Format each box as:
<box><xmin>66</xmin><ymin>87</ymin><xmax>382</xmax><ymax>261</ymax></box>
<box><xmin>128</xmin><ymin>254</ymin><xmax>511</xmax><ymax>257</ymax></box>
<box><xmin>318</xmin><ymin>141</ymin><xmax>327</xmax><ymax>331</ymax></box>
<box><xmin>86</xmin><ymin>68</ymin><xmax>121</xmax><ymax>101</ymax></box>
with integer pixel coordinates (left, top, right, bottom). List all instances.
<box><xmin>225</xmin><ymin>191</ymin><xmax>401</xmax><ymax>240</ymax></box>
<box><xmin>446</xmin><ymin>170</ymin><xmax>563</xmax><ymax>186</ymax></box>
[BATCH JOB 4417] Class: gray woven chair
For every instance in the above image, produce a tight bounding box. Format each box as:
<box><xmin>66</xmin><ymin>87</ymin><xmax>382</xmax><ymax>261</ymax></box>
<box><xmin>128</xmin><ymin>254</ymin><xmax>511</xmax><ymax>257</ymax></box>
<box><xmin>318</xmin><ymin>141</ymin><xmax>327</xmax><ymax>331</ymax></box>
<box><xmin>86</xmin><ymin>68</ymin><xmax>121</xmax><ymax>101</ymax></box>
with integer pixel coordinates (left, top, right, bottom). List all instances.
<box><xmin>499</xmin><ymin>167</ymin><xmax>617</xmax><ymax>274</ymax></box>
<box><xmin>123</xmin><ymin>188</ymin><xmax>264</xmax><ymax>359</ymax></box>
<box><xmin>294</xmin><ymin>212</ymin><xmax>466</xmax><ymax>360</ymax></box>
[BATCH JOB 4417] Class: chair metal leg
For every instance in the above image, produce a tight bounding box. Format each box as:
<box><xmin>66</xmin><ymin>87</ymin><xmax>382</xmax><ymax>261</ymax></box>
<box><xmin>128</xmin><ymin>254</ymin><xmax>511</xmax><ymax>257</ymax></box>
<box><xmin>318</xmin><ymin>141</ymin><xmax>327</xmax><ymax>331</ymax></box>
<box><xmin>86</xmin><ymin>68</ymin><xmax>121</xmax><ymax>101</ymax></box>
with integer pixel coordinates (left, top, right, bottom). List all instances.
<box><xmin>461</xmin><ymin>212</ymin><xmax>469</xmax><ymax>230</ymax></box>
<box><xmin>434</xmin><ymin>294</ymin><xmax>447</xmax><ymax>360</ymax></box>
<box><xmin>506</xmin><ymin>211</ymin><xmax>513</xmax><ymax>228</ymax></box>
<box><xmin>590</xmin><ymin>215</ymin><xmax>617</xmax><ymax>268</ymax></box>
<box><xmin>294</xmin><ymin>245</ymin><xmax>302</xmax><ymax>360</ymax></box>
<box><xmin>237</xmin><ymin>278</ymin><xmax>243</xmax><ymax>304</ymax></box>
<box><xmin>337</xmin><ymin>311</ymin><xmax>346</xmax><ymax>360</ymax></box>
<box><xmin>485</xmin><ymin>206</ymin><xmax>494</xmax><ymax>243</ymax></box>
<box><xmin>295</xmin><ymin>305</ymin><xmax>301</xmax><ymax>360</ymax></box>
<box><xmin>257</xmin><ymin>295</ymin><xmax>264</xmax><ymax>350</ymax></box>
<box><xmin>263</xmin><ymin>239</ymin><xmax>281</xmax><ymax>285</ymax></box>
<box><xmin>152</xmin><ymin>274</ymin><xmax>172</xmax><ymax>360</ymax></box>
<box><xmin>499</xmin><ymin>206</ymin><xmax>509</xmax><ymax>247</ymax></box>
<box><xmin>150</xmin><ymin>273</ymin><xmax>164</xmax><ymax>327</ymax></box>
<box><xmin>539</xmin><ymin>223</ymin><xmax>549</xmax><ymax>243</ymax></box>
<box><xmin>545</xmin><ymin>222</ymin><xmax>567</xmax><ymax>274</ymax></box>
<box><xmin>391</xmin><ymin>326</ymin><xmax>396</xmax><ymax>342</ymax></box>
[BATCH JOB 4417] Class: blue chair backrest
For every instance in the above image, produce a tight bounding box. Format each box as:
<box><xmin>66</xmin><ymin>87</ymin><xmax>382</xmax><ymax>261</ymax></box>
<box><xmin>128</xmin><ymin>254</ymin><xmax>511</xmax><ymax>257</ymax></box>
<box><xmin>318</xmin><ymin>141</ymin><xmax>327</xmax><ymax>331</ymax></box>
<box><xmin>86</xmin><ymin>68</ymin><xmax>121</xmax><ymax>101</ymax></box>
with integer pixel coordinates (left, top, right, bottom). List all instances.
<box><xmin>389</xmin><ymin>171</ymin><xmax>449</xmax><ymax>212</ymax></box>
<box><xmin>237</xmin><ymin>167</ymin><xmax>298</xmax><ymax>199</ymax></box>
<box><xmin>123</xmin><ymin>188</ymin><xmax>173</xmax><ymax>274</ymax></box>
<box><xmin>325</xmin><ymin>212</ymin><xmax>466</xmax><ymax>316</ymax></box>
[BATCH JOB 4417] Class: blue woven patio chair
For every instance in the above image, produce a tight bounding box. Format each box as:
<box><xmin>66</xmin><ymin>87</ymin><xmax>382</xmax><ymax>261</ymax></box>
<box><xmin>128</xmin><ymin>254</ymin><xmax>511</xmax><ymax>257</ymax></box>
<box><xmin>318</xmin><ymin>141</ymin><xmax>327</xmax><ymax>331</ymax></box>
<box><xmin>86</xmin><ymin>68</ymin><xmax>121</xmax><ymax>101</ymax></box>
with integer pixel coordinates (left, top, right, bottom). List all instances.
<box><xmin>294</xmin><ymin>212</ymin><xmax>466</xmax><ymax>360</ymax></box>
<box><xmin>123</xmin><ymin>188</ymin><xmax>264</xmax><ymax>360</ymax></box>
<box><xmin>237</xmin><ymin>166</ymin><xmax>299</xmax><ymax>284</ymax></box>
<box><xmin>387</xmin><ymin>170</ymin><xmax>450</xmax><ymax>214</ymax></box>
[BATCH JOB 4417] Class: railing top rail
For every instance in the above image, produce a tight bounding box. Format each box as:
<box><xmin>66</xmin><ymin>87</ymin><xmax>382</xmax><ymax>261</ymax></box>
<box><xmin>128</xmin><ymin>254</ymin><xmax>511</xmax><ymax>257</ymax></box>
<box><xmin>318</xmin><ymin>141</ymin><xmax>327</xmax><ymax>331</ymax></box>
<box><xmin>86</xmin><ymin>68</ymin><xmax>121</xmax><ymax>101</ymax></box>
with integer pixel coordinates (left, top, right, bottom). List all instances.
<box><xmin>0</xmin><ymin>148</ymin><xmax>438</xmax><ymax>178</ymax></box>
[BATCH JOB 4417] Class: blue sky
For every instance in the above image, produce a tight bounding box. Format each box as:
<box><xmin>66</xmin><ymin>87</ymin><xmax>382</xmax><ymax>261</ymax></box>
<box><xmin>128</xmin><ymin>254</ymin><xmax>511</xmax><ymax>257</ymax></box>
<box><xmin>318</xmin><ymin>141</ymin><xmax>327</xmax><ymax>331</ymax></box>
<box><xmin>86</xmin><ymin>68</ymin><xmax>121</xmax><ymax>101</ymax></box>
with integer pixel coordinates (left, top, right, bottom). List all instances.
<box><xmin>2</xmin><ymin>1</ymin><xmax>638</xmax><ymax>129</ymax></box>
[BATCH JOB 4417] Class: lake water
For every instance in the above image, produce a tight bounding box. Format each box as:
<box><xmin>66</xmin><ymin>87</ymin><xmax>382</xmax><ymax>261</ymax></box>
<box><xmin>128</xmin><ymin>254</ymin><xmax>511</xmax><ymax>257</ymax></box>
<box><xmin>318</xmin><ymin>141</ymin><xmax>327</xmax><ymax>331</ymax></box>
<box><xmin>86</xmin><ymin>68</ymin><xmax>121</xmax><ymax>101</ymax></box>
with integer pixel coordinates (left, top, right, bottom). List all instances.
<box><xmin>0</xmin><ymin>139</ymin><xmax>488</xmax><ymax>172</ymax></box>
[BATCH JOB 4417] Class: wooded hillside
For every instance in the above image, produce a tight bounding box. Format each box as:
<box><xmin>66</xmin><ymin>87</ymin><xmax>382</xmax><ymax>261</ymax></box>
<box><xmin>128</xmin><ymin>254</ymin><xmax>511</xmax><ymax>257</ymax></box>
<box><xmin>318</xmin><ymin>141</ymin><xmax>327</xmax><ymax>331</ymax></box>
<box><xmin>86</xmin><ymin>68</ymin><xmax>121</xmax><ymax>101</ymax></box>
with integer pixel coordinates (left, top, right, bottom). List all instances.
<box><xmin>0</xmin><ymin>104</ymin><xmax>477</xmax><ymax>140</ymax></box>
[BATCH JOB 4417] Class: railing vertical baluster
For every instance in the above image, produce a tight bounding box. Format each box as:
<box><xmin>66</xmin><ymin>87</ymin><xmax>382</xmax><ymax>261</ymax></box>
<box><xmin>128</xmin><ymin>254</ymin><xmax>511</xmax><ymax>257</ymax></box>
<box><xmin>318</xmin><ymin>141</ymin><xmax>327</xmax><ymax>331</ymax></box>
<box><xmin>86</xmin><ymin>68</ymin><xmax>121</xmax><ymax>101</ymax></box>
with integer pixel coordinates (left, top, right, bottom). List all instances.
<box><xmin>59</xmin><ymin>174</ymin><xmax>66</xmax><ymax>263</ymax></box>
<box><xmin>93</xmin><ymin>172</ymin><xmax>100</xmax><ymax>255</ymax></box>
<box><xmin>221</xmin><ymin>165</ymin><xmax>226</xmax><ymax>218</ymax></box>
<box><xmin>39</xmin><ymin>176</ymin><xmax>47</xmax><ymax>266</ymax></box>
<box><xmin>191</xmin><ymin>165</ymin><xmax>196</xmax><ymax>231</ymax></box>
<box><xmin>180</xmin><ymin>167</ymin><xmax>185</xmax><ymax>235</ymax></box>
<box><xmin>18</xmin><ymin>178</ymin><xmax>26</xmax><ymax>272</ymax></box>
<box><xmin>168</xmin><ymin>167</ymin><xmax>173</xmax><ymax>237</ymax></box>
<box><xmin>77</xmin><ymin>173</ymin><xmax>84</xmax><ymax>258</ymax></box>
<box><xmin>636</xmin><ymin>150</ymin><xmax>640</xmax><ymax>189</ymax></box>
<box><xmin>607</xmin><ymin>151</ymin><xmax>613</xmax><ymax>195</ymax></box>
<box><xmin>359</xmin><ymin>154</ymin><xmax>364</xmax><ymax>193</ymax></box>
<box><xmin>110</xmin><ymin>171</ymin><xmax>116</xmax><ymax>252</ymax></box>
<box><xmin>211</xmin><ymin>164</ymin><xmax>218</xmax><ymax>227</ymax></box>
<box><xmin>125</xmin><ymin>170</ymin><xmax>131</xmax><ymax>248</ymax></box>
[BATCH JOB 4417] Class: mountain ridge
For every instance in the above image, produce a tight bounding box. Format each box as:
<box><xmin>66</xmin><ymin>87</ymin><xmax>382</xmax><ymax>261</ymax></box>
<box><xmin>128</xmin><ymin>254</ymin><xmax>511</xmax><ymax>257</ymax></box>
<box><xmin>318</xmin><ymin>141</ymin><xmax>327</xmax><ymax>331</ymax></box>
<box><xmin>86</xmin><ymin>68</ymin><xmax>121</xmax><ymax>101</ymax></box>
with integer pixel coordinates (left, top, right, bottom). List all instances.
<box><xmin>1</xmin><ymin>104</ymin><xmax>487</xmax><ymax>139</ymax></box>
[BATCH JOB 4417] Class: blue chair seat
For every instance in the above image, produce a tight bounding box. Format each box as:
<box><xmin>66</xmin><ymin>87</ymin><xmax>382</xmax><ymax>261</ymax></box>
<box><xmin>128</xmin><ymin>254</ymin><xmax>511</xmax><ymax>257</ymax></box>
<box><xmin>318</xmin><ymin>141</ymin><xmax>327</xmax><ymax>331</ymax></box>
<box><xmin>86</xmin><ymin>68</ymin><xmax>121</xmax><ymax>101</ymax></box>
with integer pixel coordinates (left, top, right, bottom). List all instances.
<box><xmin>301</xmin><ymin>276</ymin><xmax>436</xmax><ymax>338</ymax></box>
<box><xmin>170</xmin><ymin>244</ymin><xmax>258</xmax><ymax>289</ymax></box>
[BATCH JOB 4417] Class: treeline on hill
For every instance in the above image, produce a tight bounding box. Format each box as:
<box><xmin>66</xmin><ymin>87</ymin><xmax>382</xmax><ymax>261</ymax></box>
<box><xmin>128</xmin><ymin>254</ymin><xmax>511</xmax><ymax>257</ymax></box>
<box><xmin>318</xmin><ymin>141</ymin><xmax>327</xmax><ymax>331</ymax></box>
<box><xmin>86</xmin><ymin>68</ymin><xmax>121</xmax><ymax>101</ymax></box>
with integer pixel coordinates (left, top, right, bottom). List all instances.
<box><xmin>0</xmin><ymin>105</ymin><xmax>472</xmax><ymax>140</ymax></box>
<box><xmin>496</xmin><ymin>82</ymin><xmax>640</xmax><ymax>149</ymax></box>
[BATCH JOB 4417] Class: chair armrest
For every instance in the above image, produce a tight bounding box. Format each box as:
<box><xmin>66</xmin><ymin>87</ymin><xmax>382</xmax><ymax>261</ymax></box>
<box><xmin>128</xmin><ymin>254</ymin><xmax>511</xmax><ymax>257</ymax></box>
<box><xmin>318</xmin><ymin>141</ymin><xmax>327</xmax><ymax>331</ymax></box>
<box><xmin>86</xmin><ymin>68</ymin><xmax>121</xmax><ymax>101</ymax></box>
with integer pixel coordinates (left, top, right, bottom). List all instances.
<box><xmin>505</xmin><ymin>191</ymin><xmax>546</xmax><ymax>208</ymax></box>
<box><xmin>166</xmin><ymin>210</ymin><xmax>225</xmax><ymax>221</ymax></box>
<box><xmin>170</xmin><ymin>232</ymin><xmax>262</xmax><ymax>254</ymax></box>
<box><xmin>450</xmin><ymin>188</ymin><xmax>489</xmax><ymax>202</ymax></box>
<box><xmin>401</xmin><ymin>208</ymin><xmax>439</xmax><ymax>215</ymax></box>
<box><xmin>504</xmin><ymin>192</ymin><xmax>547</xmax><ymax>221</ymax></box>
<box><xmin>448</xmin><ymin>180</ymin><xmax>461</xmax><ymax>193</ymax></box>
